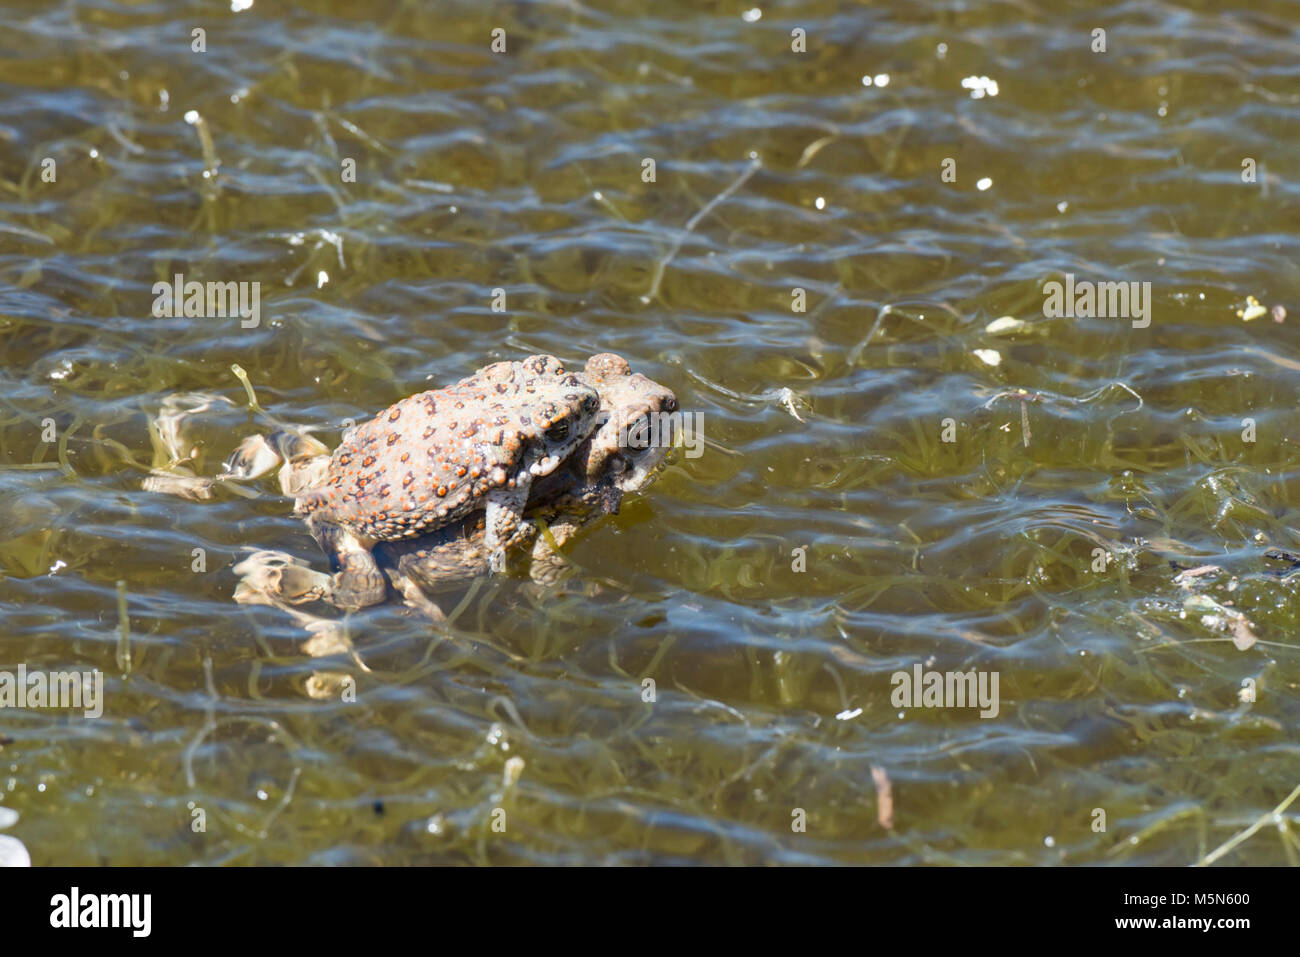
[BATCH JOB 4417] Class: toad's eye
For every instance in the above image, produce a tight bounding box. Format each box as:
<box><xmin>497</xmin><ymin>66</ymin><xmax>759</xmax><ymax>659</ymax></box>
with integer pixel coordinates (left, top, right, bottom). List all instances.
<box><xmin>545</xmin><ymin>422</ymin><xmax>570</xmax><ymax>443</ymax></box>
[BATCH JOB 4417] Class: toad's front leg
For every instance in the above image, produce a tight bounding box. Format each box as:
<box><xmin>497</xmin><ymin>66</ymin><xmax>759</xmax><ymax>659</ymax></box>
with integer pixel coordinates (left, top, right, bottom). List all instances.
<box><xmin>307</xmin><ymin>516</ymin><xmax>388</xmax><ymax>609</ymax></box>
<box><xmin>484</xmin><ymin>480</ymin><xmax>534</xmax><ymax>573</ymax></box>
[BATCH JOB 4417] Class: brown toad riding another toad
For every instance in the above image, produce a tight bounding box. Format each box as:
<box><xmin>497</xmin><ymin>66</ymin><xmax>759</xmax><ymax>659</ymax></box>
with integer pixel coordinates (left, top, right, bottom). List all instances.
<box><xmin>220</xmin><ymin>354</ymin><xmax>678</xmax><ymax>617</ymax></box>
<box><xmin>208</xmin><ymin>356</ymin><xmax>676</xmax><ymax>616</ymax></box>
<box><xmin>289</xmin><ymin>354</ymin><xmax>600</xmax><ymax>608</ymax></box>
<box><xmin>380</xmin><ymin>352</ymin><xmax>677</xmax><ymax>602</ymax></box>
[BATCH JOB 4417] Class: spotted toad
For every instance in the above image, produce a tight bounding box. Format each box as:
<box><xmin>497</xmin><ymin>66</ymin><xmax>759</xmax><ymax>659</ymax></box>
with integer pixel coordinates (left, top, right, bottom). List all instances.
<box><xmin>223</xmin><ymin>354</ymin><xmax>678</xmax><ymax>619</ymax></box>
<box><xmin>382</xmin><ymin>352</ymin><xmax>678</xmax><ymax>600</ymax></box>
<box><xmin>294</xmin><ymin>354</ymin><xmax>600</xmax><ymax>608</ymax></box>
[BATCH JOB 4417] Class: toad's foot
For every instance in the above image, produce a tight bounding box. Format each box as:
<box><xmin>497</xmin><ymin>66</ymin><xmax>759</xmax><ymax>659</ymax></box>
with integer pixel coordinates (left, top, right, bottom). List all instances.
<box><xmin>306</xmin><ymin>516</ymin><xmax>388</xmax><ymax>610</ymax></box>
<box><xmin>332</xmin><ymin>549</ymin><xmax>389</xmax><ymax>610</ymax></box>
<box><xmin>234</xmin><ymin>547</ymin><xmax>448</xmax><ymax>628</ymax></box>
<box><xmin>233</xmin><ymin>549</ymin><xmax>335</xmax><ymax>606</ymax></box>
<box><xmin>484</xmin><ymin>482</ymin><xmax>533</xmax><ymax>574</ymax></box>
<box><xmin>384</xmin><ymin>566</ymin><xmax>449</xmax><ymax>623</ymax></box>
<box><xmin>527</xmin><ymin>518</ymin><xmax>580</xmax><ymax>586</ymax></box>
<box><xmin>233</xmin><ymin>551</ymin><xmax>364</xmax><ymax>700</ymax></box>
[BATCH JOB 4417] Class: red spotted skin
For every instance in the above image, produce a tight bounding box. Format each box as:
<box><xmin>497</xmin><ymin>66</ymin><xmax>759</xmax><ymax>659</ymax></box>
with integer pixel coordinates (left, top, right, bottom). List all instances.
<box><xmin>294</xmin><ymin>355</ymin><xmax>600</xmax><ymax>607</ymax></box>
<box><xmin>298</xmin><ymin>355</ymin><xmax>599</xmax><ymax>539</ymax></box>
<box><xmin>381</xmin><ymin>353</ymin><xmax>679</xmax><ymax>592</ymax></box>
<box><xmin>223</xmin><ymin>354</ymin><xmax>676</xmax><ymax>613</ymax></box>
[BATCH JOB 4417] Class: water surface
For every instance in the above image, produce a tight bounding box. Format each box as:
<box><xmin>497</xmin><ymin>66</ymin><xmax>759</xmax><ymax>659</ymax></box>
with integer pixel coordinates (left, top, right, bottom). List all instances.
<box><xmin>1</xmin><ymin>0</ymin><xmax>1298</xmax><ymax>864</ymax></box>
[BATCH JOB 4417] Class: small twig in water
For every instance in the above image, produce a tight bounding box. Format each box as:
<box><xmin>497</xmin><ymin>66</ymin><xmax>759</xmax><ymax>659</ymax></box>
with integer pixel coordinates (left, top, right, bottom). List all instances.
<box><xmin>1198</xmin><ymin>780</ymin><xmax>1300</xmax><ymax>866</ymax></box>
<box><xmin>797</xmin><ymin>133</ymin><xmax>840</xmax><ymax>169</ymax></box>
<box><xmin>115</xmin><ymin>580</ymin><xmax>131</xmax><ymax>674</ymax></box>
<box><xmin>642</xmin><ymin>153</ymin><xmax>762</xmax><ymax>304</ymax></box>
<box><xmin>183</xmin><ymin>110</ymin><xmax>221</xmax><ymax>196</ymax></box>
<box><xmin>871</xmin><ymin>765</ymin><xmax>895</xmax><ymax>830</ymax></box>
<box><xmin>230</xmin><ymin>364</ymin><xmax>267</xmax><ymax>416</ymax></box>
<box><xmin>847</xmin><ymin>305</ymin><xmax>893</xmax><ymax>365</ymax></box>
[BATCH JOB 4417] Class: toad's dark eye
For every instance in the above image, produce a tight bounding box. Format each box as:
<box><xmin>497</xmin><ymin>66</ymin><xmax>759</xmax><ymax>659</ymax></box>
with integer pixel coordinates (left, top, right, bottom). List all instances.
<box><xmin>545</xmin><ymin>422</ymin><xmax>570</xmax><ymax>443</ymax></box>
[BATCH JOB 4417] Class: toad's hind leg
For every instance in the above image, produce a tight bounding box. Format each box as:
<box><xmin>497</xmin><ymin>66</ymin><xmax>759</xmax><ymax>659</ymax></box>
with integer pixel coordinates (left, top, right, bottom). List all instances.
<box><xmin>307</xmin><ymin>516</ymin><xmax>387</xmax><ymax>609</ymax></box>
<box><xmin>528</xmin><ymin>518</ymin><xmax>580</xmax><ymax>586</ymax></box>
<box><xmin>385</xmin><ymin>565</ymin><xmax>448</xmax><ymax>623</ymax></box>
<box><xmin>484</xmin><ymin>482</ymin><xmax>533</xmax><ymax>573</ymax></box>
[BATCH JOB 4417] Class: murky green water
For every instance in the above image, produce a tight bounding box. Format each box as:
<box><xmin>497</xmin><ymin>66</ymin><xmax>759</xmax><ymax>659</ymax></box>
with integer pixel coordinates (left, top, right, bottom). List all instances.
<box><xmin>1</xmin><ymin>0</ymin><xmax>1298</xmax><ymax>865</ymax></box>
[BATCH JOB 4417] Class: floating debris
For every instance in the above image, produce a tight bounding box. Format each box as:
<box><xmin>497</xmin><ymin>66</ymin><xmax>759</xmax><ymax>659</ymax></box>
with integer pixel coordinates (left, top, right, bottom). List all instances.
<box><xmin>1182</xmin><ymin>594</ymin><xmax>1257</xmax><ymax>651</ymax></box>
<box><xmin>972</xmin><ymin>348</ymin><xmax>1002</xmax><ymax>367</ymax></box>
<box><xmin>796</xmin><ymin>133</ymin><xmax>840</xmax><ymax>169</ymax></box>
<box><xmin>961</xmin><ymin>75</ymin><xmax>999</xmax><ymax>99</ymax></box>
<box><xmin>871</xmin><ymin>765</ymin><xmax>894</xmax><ymax>829</ymax></box>
<box><xmin>985</xmin><ymin>316</ymin><xmax>1025</xmax><ymax>335</ymax></box>
<box><xmin>141</xmin><ymin>391</ymin><xmax>241</xmax><ymax>500</ymax></box>
<box><xmin>776</xmin><ymin>387</ymin><xmax>806</xmax><ymax>423</ymax></box>
<box><xmin>140</xmin><ymin>473</ymin><xmax>215</xmax><ymax>500</ymax></box>
<box><xmin>1272</xmin><ymin>304</ymin><xmax>1286</xmax><ymax>323</ymax></box>
<box><xmin>219</xmin><ymin>434</ymin><xmax>282</xmax><ymax>483</ymax></box>
<box><xmin>0</xmin><ymin>835</ymin><xmax>30</xmax><ymax>867</ymax></box>
<box><xmin>1236</xmin><ymin>295</ymin><xmax>1267</xmax><ymax>322</ymax></box>
<box><xmin>0</xmin><ymin>809</ymin><xmax>28</xmax><ymax>867</ymax></box>
<box><xmin>502</xmin><ymin>756</ymin><xmax>525</xmax><ymax>789</ymax></box>
<box><xmin>1173</xmin><ymin>564</ymin><xmax>1221</xmax><ymax>588</ymax></box>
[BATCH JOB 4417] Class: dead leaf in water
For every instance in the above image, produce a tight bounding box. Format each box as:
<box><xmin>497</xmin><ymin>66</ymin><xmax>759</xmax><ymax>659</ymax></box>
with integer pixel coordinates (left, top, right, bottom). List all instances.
<box><xmin>871</xmin><ymin>765</ymin><xmax>894</xmax><ymax>829</ymax></box>
<box><xmin>1230</xmin><ymin>617</ymin><xmax>1257</xmax><ymax>651</ymax></box>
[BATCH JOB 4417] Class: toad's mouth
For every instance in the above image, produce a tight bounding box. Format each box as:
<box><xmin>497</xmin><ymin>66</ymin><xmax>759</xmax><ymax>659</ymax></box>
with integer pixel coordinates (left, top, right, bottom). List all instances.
<box><xmin>598</xmin><ymin>411</ymin><xmax>676</xmax><ymax>492</ymax></box>
<box><xmin>605</xmin><ymin>446</ymin><xmax>669</xmax><ymax>492</ymax></box>
<box><xmin>530</xmin><ymin>432</ymin><xmax>587</xmax><ymax>477</ymax></box>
